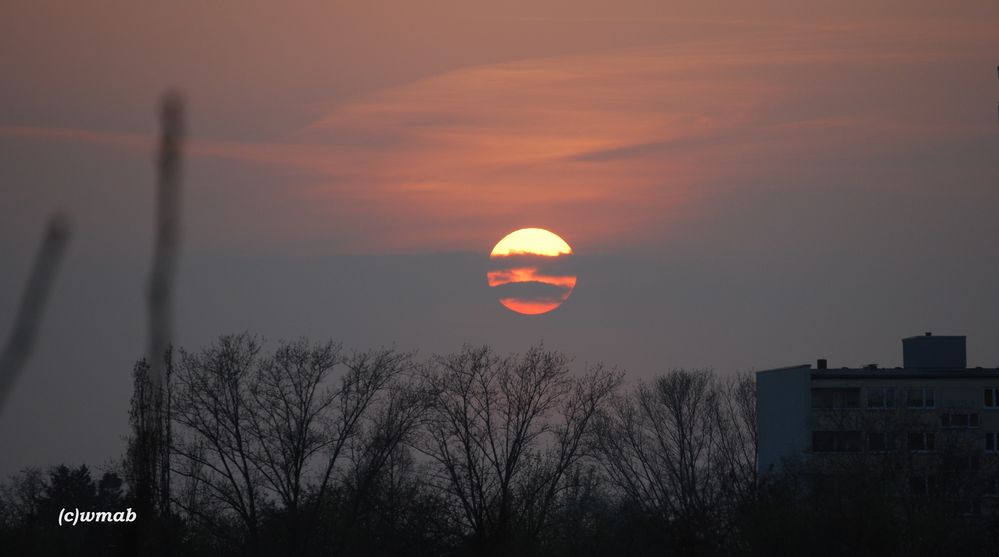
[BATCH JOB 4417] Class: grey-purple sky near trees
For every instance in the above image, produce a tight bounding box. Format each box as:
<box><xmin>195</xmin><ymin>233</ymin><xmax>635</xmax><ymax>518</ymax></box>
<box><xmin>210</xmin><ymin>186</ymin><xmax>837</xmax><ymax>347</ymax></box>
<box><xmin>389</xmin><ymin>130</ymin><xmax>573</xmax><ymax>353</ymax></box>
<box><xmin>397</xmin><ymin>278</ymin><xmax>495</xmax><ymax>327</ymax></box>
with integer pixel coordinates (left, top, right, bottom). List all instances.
<box><xmin>1</xmin><ymin>0</ymin><xmax>998</xmax><ymax>475</ymax></box>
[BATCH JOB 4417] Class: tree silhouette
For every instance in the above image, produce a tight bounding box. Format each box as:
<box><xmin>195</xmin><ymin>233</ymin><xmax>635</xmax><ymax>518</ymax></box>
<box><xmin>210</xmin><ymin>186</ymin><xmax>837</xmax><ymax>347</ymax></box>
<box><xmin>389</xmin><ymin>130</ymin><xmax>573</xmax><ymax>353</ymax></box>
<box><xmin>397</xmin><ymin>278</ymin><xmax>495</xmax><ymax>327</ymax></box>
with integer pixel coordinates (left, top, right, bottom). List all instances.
<box><xmin>165</xmin><ymin>334</ymin><xmax>419</xmax><ymax>556</ymax></box>
<box><xmin>417</xmin><ymin>344</ymin><xmax>621</xmax><ymax>556</ymax></box>
<box><xmin>591</xmin><ymin>369</ymin><xmax>754</xmax><ymax>553</ymax></box>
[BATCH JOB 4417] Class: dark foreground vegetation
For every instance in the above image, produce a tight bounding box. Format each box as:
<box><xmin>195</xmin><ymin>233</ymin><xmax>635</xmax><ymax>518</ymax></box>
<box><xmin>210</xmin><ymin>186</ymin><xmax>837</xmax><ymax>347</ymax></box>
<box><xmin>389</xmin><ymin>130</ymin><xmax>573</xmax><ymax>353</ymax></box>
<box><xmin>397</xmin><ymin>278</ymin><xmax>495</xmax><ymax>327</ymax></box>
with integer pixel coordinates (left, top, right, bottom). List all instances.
<box><xmin>1</xmin><ymin>336</ymin><xmax>998</xmax><ymax>556</ymax></box>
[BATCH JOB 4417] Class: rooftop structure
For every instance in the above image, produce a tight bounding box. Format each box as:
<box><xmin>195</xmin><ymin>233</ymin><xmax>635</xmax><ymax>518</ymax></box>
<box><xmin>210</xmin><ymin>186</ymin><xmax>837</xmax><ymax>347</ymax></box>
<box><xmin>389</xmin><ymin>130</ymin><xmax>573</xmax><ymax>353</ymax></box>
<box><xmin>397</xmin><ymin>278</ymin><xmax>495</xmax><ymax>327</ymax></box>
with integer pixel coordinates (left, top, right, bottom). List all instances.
<box><xmin>757</xmin><ymin>334</ymin><xmax>999</xmax><ymax>511</ymax></box>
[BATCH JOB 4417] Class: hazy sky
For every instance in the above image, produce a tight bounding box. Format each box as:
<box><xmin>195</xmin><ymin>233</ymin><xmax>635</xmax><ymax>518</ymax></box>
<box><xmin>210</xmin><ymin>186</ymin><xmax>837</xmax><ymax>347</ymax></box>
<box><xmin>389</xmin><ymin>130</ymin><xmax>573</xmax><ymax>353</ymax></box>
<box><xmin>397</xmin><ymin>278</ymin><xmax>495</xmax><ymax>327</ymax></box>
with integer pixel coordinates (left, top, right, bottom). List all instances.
<box><xmin>1</xmin><ymin>0</ymin><xmax>998</xmax><ymax>475</ymax></box>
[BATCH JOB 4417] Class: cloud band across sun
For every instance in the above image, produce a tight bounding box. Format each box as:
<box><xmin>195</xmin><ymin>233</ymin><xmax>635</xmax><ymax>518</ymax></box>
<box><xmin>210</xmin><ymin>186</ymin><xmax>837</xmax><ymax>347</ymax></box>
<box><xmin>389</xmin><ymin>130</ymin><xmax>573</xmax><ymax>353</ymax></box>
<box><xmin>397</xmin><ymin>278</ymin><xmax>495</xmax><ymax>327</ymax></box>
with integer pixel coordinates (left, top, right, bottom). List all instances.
<box><xmin>487</xmin><ymin>266</ymin><xmax>577</xmax><ymax>314</ymax></box>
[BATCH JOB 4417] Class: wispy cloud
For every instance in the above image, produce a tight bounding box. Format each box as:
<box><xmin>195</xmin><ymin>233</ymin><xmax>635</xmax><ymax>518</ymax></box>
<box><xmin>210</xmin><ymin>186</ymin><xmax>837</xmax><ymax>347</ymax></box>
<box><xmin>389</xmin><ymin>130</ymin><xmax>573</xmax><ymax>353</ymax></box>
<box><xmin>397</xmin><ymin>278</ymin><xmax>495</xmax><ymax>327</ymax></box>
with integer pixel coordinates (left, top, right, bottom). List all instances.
<box><xmin>2</xmin><ymin>20</ymin><xmax>993</xmax><ymax>253</ymax></box>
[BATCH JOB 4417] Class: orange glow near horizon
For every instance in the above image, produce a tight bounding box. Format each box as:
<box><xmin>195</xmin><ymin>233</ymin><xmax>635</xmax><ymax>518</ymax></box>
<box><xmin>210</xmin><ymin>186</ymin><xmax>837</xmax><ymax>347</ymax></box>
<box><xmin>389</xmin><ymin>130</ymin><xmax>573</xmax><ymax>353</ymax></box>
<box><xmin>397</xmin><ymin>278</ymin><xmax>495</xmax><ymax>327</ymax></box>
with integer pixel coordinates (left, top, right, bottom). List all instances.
<box><xmin>488</xmin><ymin>228</ymin><xmax>575</xmax><ymax>315</ymax></box>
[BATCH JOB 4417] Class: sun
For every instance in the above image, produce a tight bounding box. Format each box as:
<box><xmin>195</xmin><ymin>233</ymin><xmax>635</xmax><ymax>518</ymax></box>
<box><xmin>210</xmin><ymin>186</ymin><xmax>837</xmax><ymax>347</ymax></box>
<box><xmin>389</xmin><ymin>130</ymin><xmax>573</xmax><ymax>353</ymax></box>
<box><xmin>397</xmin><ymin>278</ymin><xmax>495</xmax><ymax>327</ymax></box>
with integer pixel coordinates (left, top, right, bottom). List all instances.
<box><xmin>487</xmin><ymin>228</ymin><xmax>576</xmax><ymax>315</ymax></box>
<box><xmin>490</xmin><ymin>228</ymin><xmax>573</xmax><ymax>257</ymax></box>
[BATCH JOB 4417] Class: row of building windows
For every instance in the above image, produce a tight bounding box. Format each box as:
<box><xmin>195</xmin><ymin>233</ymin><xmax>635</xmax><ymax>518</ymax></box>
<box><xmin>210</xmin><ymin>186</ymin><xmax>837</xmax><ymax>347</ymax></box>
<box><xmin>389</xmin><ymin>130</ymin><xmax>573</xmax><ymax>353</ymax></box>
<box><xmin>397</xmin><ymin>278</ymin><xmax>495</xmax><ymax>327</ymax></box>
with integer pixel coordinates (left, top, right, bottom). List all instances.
<box><xmin>941</xmin><ymin>412</ymin><xmax>980</xmax><ymax>428</ymax></box>
<box><xmin>909</xmin><ymin>475</ymin><xmax>999</xmax><ymax>503</ymax></box>
<box><xmin>816</xmin><ymin>474</ymin><xmax>999</xmax><ymax>505</ymax></box>
<box><xmin>812</xmin><ymin>387</ymin><xmax>999</xmax><ymax>410</ymax></box>
<box><xmin>812</xmin><ymin>430</ymin><xmax>999</xmax><ymax>454</ymax></box>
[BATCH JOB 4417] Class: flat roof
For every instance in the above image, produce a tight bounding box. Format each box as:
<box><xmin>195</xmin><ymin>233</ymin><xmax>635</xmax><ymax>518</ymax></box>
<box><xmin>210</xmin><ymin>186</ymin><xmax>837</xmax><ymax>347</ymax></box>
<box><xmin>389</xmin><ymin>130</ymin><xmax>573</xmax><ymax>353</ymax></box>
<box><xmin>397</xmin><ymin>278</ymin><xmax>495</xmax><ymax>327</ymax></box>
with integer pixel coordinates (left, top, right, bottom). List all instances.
<box><xmin>756</xmin><ymin>364</ymin><xmax>999</xmax><ymax>379</ymax></box>
<box><xmin>755</xmin><ymin>364</ymin><xmax>811</xmax><ymax>375</ymax></box>
<box><xmin>757</xmin><ymin>365</ymin><xmax>999</xmax><ymax>379</ymax></box>
<box><xmin>811</xmin><ymin>368</ymin><xmax>999</xmax><ymax>380</ymax></box>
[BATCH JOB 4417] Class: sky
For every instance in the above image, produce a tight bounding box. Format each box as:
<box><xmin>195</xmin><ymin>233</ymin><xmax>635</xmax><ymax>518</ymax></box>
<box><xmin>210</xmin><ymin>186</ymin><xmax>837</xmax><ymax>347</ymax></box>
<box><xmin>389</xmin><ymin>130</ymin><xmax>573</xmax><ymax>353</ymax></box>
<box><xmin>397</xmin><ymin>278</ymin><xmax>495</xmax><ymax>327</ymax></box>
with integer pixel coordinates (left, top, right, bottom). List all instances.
<box><xmin>1</xmin><ymin>0</ymin><xmax>998</xmax><ymax>475</ymax></box>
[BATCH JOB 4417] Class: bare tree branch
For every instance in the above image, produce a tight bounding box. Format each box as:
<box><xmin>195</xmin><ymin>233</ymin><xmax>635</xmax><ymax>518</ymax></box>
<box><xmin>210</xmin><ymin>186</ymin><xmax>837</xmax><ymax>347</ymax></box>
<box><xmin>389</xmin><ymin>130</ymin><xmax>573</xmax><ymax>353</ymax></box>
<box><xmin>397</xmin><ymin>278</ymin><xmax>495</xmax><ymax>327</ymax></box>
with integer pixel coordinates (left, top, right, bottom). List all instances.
<box><xmin>417</xmin><ymin>344</ymin><xmax>620</xmax><ymax>554</ymax></box>
<box><xmin>148</xmin><ymin>92</ymin><xmax>184</xmax><ymax>387</ymax></box>
<box><xmin>0</xmin><ymin>214</ymin><xmax>70</xmax><ymax>414</ymax></box>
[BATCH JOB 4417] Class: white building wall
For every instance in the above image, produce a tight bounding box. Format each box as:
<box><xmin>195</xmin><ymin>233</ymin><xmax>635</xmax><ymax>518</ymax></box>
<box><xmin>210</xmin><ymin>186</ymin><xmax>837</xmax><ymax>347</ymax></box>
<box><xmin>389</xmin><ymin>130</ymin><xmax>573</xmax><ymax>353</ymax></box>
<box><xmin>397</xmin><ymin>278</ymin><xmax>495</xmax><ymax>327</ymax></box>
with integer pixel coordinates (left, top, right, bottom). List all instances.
<box><xmin>756</xmin><ymin>365</ymin><xmax>812</xmax><ymax>475</ymax></box>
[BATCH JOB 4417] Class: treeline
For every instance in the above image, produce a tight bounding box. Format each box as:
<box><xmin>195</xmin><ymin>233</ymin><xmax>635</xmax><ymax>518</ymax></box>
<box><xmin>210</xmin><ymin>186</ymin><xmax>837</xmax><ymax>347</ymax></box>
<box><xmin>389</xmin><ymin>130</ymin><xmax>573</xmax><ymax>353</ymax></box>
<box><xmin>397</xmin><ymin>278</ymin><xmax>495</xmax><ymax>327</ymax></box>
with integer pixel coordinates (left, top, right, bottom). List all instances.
<box><xmin>1</xmin><ymin>336</ymin><xmax>997</xmax><ymax>556</ymax></box>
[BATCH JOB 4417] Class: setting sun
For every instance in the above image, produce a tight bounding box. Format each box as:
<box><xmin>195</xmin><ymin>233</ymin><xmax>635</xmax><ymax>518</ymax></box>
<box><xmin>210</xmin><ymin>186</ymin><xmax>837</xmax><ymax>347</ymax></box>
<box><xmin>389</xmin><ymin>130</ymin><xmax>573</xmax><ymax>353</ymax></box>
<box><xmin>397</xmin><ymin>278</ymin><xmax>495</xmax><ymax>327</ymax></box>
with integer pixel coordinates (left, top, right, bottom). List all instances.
<box><xmin>488</xmin><ymin>228</ymin><xmax>576</xmax><ymax>315</ymax></box>
<box><xmin>489</xmin><ymin>228</ymin><xmax>573</xmax><ymax>257</ymax></box>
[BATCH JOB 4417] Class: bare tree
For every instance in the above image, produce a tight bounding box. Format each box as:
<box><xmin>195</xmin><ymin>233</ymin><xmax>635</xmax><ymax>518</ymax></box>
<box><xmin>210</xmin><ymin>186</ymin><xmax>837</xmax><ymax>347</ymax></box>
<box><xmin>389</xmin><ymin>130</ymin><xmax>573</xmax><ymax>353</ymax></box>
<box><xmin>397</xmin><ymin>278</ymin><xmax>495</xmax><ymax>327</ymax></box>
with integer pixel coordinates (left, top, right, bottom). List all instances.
<box><xmin>170</xmin><ymin>333</ymin><xmax>264</xmax><ymax>553</ymax></box>
<box><xmin>0</xmin><ymin>215</ymin><xmax>70</xmax><ymax>414</ymax></box>
<box><xmin>592</xmin><ymin>369</ymin><xmax>727</xmax><ymax>552</ymax></box>
<box><xmin>124</xmin><ymin>356</ymin><xmax>173</xmax><ymax>544</ymax></box>
<box><xmin>299</xmin><ymin>347</ymin><xmax>416</xmax><ymax>556</ymax></box>
<box><xmin>244</xmin><ymin>340</ymin><xmax>418</xmax><ymax>555</ymax></box>
<box><xmin>330</xmin><ymin>368</ymin><xmax>429</xmax><ymax>555</ymax></box>
<box><xmin>243</xmin><ymin>338</ymin><xmax>341</xmax><ymax>552</ymax></box>
<box><xmin>713</xmin><ymin>372</ymin><xmax>757</xmax><ymax>506</ymax></box>
<box><xmin>167</xmin><ymin>334</ymin><xmax>418</xmax><ymax>555</ymax></box>
<box><xmin>417</xmin><ymin>344</ymin><xmax>621</xmax><ymax>555</ymax></box>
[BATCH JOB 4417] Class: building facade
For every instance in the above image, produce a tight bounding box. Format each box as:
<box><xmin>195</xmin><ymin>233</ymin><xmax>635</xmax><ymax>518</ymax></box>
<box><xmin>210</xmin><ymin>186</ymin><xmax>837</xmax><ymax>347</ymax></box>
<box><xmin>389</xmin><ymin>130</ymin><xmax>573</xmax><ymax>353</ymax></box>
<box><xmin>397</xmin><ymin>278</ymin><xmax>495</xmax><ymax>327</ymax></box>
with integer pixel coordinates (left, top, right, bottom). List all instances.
<box><xmin>757</xmin><ymin>333</ymin><xmax>999</xmax><ymax>512</ymax></box>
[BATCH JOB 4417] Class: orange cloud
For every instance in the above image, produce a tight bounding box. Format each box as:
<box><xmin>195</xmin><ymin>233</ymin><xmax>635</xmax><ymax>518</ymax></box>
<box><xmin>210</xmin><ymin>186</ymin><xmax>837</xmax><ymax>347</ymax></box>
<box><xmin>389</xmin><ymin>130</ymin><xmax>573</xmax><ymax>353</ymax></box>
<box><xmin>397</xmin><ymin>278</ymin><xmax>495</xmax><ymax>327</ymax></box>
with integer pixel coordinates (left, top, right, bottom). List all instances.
<box><xmin>487</xmin><ymin>267</ymin><xmax>577</xmax><ymax>289</ymax></box>
<box><xmin>2</xmin><ymin>19</ymin><xmax>994</xmax><ymax>254</ymax></box>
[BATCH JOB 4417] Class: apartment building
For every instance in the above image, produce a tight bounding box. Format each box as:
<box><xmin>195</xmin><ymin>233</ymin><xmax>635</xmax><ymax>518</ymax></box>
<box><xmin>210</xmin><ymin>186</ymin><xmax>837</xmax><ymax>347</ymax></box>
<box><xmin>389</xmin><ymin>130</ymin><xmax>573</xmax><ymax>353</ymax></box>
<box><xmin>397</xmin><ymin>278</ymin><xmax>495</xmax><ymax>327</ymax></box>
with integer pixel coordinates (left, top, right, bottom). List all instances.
<box><xmin>757</xmin><ymin>333</ymin><xmax>999</xmax><ymax>509</ymax></box>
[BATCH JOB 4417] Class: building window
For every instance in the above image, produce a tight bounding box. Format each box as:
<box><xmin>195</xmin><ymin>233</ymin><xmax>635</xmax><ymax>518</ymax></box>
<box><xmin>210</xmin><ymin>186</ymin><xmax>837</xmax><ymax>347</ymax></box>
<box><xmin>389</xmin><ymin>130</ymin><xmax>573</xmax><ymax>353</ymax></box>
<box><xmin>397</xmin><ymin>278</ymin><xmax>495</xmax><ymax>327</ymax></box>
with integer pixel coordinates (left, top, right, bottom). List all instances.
<box><xmin>906</xmin><ymin>388</ymin><xmax>934</xmax><ymax>409</ymax></box>
<box><xmin>867</xmin><ymin>387</ymin><xmax>895</xmax><ymax>409</ymax></box>
<box><xmin>812</xmin><ymin>430</ymin><xmax>862</xmax><ymax>453</ymax></box>
<box><xmin>811</xmin><ymin>388</ymin><xmax>860</xmax><ymax>409</ymax></box>
<box><xmin>909</xmin><ymin>474</ymin><xmax>936</xmax><ymax>496</ymax></box>
<box><xmin>867</xmin><ymin>432</ymin><xmax>892</xmax><ymax>452</ymax></box>
<box><xmin>907</xmin><ymin>432</ymin><xmax>934</xmax><ymax>452</ymax></box>
<box><xmin>987</xmin><ymin>432</ymin><xmax>999</xmax><ymax>453</ymax></box>
<box><xmin>986</xmin><ymin>388</ymin><xmax>999</xmax><ymax>409</ymax></box>
<box><xmin>985</xmin><ymin>477</ymin><xmax>999</xmax><ymax>498</ymax></box>
<box><xmin>944</xmin><ymin>454</ymin><xmax>980</xmax><ymax>472</ymax></box>
<box><xmin>941</xmin><ymin>412</ymin><xmax>980</xmax><ymax>428</ymax></box>
<box><xmin>952</xmin><ymin>499</ymin><xmax>982</xmax><ymax>517</ymax></box>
